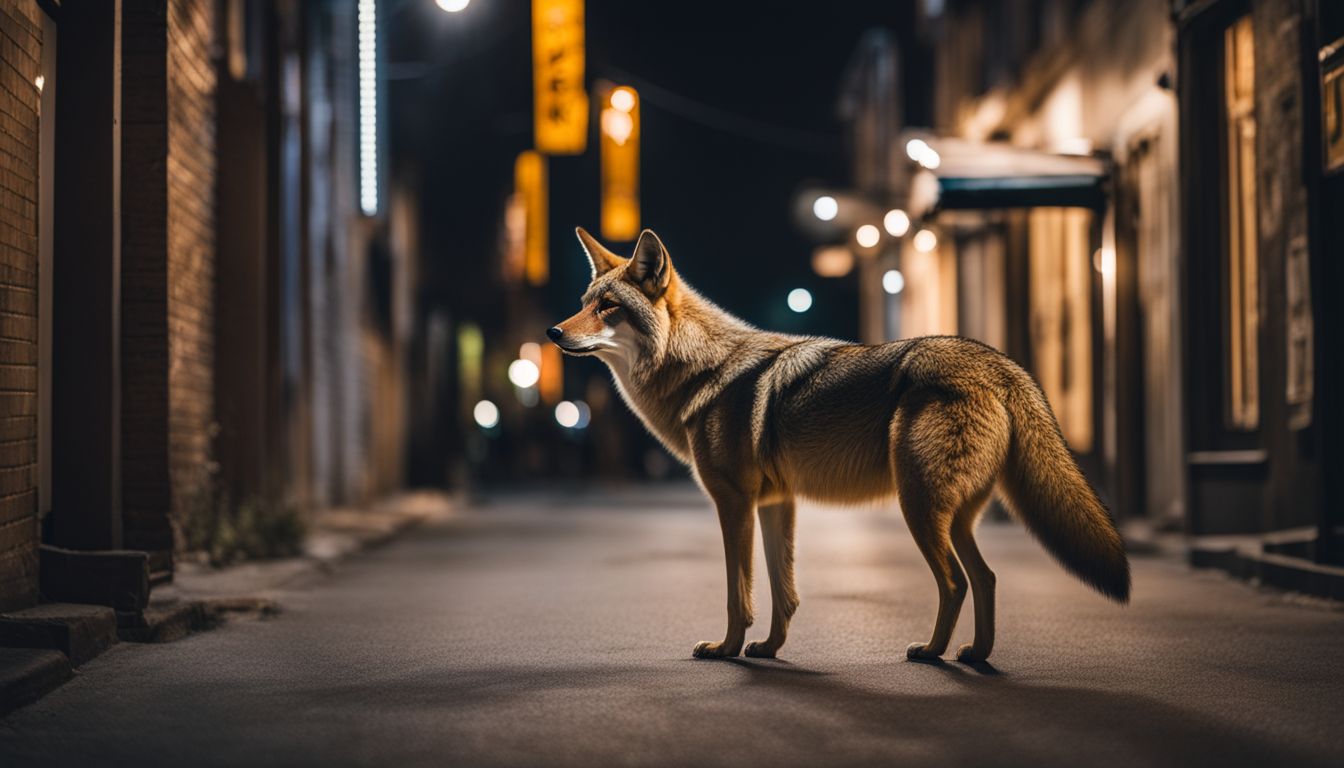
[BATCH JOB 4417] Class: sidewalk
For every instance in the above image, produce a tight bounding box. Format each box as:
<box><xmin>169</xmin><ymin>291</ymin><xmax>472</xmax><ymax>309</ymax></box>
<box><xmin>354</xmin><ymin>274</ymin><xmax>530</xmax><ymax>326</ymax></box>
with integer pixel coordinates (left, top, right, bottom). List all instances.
<box><xmin>0</xmin><ymin>491</ymin><xmax>454</xmax><ymax>715</ymax></box>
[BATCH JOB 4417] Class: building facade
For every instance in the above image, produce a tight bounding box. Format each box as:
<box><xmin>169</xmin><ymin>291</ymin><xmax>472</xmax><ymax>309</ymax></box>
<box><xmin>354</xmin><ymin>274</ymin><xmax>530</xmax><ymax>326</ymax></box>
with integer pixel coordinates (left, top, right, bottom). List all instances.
<box><xmin>0</xmin><ymin>0</ymin><xmax>421</xmax><ymax>618</ymax></box>
<box><xmin>825</xmin><ymin>0</ymin><xmax>1340</xmax><ymax>587</ymax></box>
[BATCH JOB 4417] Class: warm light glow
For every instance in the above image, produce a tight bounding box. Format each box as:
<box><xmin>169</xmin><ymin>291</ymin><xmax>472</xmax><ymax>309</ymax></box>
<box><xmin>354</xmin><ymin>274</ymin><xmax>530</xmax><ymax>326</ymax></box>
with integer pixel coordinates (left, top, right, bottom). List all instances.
<box><xmin>508</xmin><ymin>359</ymin><xmax>541</xmax><ymax>388</ymax></box>
<box><xmin>601</xmin><ymin>108</ymin><xmax>634</xmax><ymax>145</ymax></box>
<box><xmin>856</xmin><ymin>224</ymin><xmax>881</xmax><ymax>249</ymax></box>
<box><xmin>913</xmin><ymin>229</ymin><xmax>938</xmax><ymax>253</ymax></box>
<box><xmin>787</xmin><ymin>288</ymin><xmax>813</xmax><ymax>313</ymax></box>
<box><xmin>883</xmin><ymin>209</ymin><xmax>910</xmax><ymax>237</ymax></box>
<box><xmin>436</xmin><ymin>0</ymin><xmax>470</xmax><ymax>11</ymax></box>
<box><xmin>533</xmin><ymin>0</ymin><xmax>588</xmax><ymax>154</ymax></box>
<box><xmin>609</xmin><ymin>86</ymin><xmax>636</xmax><ymax>113</ymax></box>
<box><xmin>1093</xmin><ymin>247</ymin><xmax>1116</xmax><ymax>280</ymax></box>
<box><xmin>883</xmin><ymin>269</ymin><xmax>906</xmax><ymax>295</ymax></box>
<box><xmin>905</xmin><ymin>139</ymin><xmax>940</xmax><ymax>170</ymax></box>
<box><xmin>473</xmin><ymin>400</ymin><xmax>500</xmax><ymax>429</ymax></box>
<box><xmin>34</xmin><ymin>75</ymin><xmax>44</xmax><ymax>93</ymax></box>
<box><xmin>519</xmin><ymin>342</ymin><xmax>542</xmax><ymax>366</ymax></box>
<box><xmin>812</xmin><ymin>195</ymin><xmax>838</xmax><ymax>221</ymax></box>
<box><xmin>811</xmin><ymin>246</ymin><xmax>853</xmax><ymax>277</ymax></box>
<box><xmin>358</xmin><ymin>0</ymin><xmax>378</xmax><ymax>215</ymax></box>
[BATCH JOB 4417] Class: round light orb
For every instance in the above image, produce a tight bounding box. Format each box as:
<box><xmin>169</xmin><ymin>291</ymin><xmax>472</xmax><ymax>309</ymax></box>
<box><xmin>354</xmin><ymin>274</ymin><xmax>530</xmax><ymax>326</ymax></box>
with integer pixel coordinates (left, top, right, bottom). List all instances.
<box><xmin>913</xmin><ymin>229</ymin><xmax>938</xmax><ymax>253</ymax></box>
<box><xmin>610</xmin><ymin>87</ymin><xmax>637</xmax><ymax>113</ymax></box>
<box><xmin>787</xmin><ymin>288</ymin><xmax>813</xmax><ymax>313</ymax></box>
<box><xmin>555</xmin><ymin>401</ymin><xmax>580</xmax><ymax>428</ymax></box>
<box><xmin>906</xmin><ymin>138</ymin><xmax>930</xmax><ymax>161</ymax></box>
<box><xmin>812</xmin><ymin>195</ymin><xmax>838</xmax><ymax>221</ymax></box>
<box><xmin>856</xmin><ymin>224</ymin><xmax>881</xmax><ymax>249</ymax></box>
<box><xmin>882</xmin><ymin>269</ymin><xmax>906</xmax><ymax>295</ymax></box>
<box><xmin>436</xmin><ymin>0</ymin><xmax>470</xmax><ymax>12</ymax></box>
<box><xmin>883</xmin><ymin>209</ymin><xmax>910</xmax><ymax>237</ymax></box>
<box><xmin>473</xmin><ymin>400</ymin><xmax>499</xmax><ymax>429</ymax></box>
<box><xmin>507</xmin><ymin>358</ymin><xmax>540</xmax><ymax>388</ymax></box>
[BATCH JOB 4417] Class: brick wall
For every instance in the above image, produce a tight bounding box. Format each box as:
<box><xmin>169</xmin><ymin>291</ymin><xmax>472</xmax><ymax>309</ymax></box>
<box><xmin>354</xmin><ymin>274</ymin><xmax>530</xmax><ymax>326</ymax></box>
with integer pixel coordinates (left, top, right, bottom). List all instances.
<box><xmin>165</xmin><ymin>0</ymin><xmax>216</xmax><ymax>544</ymax></box>
<box><xmin>121</xmin><ymin>0</ymin><xmax>215</xmax><ymax>562</ymax></box>
<box><xmin>0</xmin><ymin>2</ymin><xmax>42</xmax><ymax>611</ymax></box>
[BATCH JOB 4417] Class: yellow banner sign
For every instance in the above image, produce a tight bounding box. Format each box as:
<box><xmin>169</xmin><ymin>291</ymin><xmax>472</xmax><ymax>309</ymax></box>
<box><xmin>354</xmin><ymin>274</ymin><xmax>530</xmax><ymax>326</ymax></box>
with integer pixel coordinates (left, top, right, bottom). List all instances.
<box><xmin>533</xmin><ymin>0</ymin><xmax>587</xmax><ymax>155</ymax></box>
<box><xmin>515</xmin><ymin>150</ymin><xmax>548</xmax><ymax>285</ymax></box>
<box><xmin>600</xmin><ymin>85</ymin><xmax>639</xmax><ymax>241</ymax></box>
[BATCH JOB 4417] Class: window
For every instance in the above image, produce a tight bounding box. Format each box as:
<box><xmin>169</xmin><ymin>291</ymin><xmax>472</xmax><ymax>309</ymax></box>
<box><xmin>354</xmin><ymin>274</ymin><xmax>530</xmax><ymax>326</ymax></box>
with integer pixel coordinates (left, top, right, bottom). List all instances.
<box><xmin>1222</xmin><ymin>15</ymin><xmax>1259</xmax><ymax>430</ymax></box>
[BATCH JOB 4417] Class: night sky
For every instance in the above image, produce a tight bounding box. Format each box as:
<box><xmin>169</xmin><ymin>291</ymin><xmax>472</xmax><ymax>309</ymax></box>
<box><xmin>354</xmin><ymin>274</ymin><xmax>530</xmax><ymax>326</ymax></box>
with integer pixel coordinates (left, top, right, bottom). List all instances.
<box><xmin>388</xmin><ymin>0</ymin><xmax>922</xmax><ymax>342</ymax></box>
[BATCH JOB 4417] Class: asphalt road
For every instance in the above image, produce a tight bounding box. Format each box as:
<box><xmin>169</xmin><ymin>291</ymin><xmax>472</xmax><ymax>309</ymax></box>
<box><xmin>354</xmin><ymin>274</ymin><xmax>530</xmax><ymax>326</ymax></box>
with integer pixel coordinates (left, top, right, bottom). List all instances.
<box><xmin>3</xmin><ymin>484</ymin><xmax>1343</xmax><ymax>767</ymax></box>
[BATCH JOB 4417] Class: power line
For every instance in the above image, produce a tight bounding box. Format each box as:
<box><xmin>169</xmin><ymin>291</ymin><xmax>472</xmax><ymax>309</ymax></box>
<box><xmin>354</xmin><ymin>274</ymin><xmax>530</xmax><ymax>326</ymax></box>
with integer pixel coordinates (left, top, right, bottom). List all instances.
<box><xmin>605</xmin><ymin>67</ymin><xmax>838</xmax><ymax>156</ymax></box>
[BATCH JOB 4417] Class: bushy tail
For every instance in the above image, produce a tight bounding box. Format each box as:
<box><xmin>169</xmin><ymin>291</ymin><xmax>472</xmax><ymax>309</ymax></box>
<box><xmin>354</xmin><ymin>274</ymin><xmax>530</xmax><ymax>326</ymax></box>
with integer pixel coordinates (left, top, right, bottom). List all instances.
<box><xmin>997</xmin><ymin>368</ymin><xmax>1130</xmax><ymax>603</ymax></box>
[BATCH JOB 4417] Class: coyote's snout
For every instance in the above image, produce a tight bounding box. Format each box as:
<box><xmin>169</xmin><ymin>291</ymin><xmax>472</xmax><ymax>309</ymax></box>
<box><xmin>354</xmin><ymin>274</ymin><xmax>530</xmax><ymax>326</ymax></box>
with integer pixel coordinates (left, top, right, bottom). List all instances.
<box><xmin>550</xmin><ymin>227</ymin><xmax>1129</xmax><ymax>664</ymax></box>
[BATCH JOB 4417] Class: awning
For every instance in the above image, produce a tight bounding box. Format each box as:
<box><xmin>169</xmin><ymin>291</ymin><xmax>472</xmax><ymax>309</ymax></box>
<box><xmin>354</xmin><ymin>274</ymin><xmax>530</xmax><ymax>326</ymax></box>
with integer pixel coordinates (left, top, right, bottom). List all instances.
<box><xmin>904</xmin><ymin>135</ymin><xmax>1109</xmax><ymax>214</ymax></box>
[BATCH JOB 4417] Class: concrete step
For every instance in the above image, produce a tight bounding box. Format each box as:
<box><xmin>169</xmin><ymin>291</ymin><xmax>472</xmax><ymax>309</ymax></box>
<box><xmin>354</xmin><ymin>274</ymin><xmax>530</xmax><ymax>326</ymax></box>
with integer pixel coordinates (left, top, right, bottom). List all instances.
<box><xmin>0</xmin><ymin>647</ymin><xmax>72</xmax><ymax>716</ymax></box>
<box><xmin>0</xmin><ymin>603</ymin><xmax>118</xmax><ymax>667</ymax></box>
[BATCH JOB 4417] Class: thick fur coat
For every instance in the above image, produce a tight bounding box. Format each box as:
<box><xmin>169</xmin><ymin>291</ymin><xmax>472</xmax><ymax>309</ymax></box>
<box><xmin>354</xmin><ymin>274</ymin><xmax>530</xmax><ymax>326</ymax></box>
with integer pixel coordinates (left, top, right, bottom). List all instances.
<box><xmin>549</xmin><ymin>228</ymin><xmax>1128</xmax><ymax>662</ymax></box>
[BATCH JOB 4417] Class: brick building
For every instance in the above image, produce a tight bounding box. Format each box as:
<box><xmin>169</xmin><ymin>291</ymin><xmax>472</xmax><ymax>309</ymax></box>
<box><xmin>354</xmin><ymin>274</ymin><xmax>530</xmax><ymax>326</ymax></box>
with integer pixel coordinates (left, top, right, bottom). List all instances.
<box><xmin>0</xmin><ymin>0</ymin><xmax>421</xmax><ymax>626</ymax></box>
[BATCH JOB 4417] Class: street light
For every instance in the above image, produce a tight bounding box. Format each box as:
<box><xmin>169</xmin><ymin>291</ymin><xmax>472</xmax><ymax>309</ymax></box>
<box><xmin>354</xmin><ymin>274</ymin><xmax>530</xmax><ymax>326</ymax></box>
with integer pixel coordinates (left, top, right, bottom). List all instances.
<box><xmin>473</xmin><ymin>400</ymin><xmax>500</xmax><ymax>429</ymax></box>
<box><xmin>856</xmin><ymin>224</ymin><xmax>881</xmax><ymax>249</ymax></box>
<box><xmin>436</xmin><ymin>0</ymin><xmax>471</xmax><ymax>11</ymax></box>
<box><xmin>787</xmin><ymin>288</ymin><xmax>813</xmax><ymax>313</ymax></box>
<box><xmin>882</xmin><ymin>269</ymin><xmax>906</xmax><ymax>295</ymax></box>
<box><xmin>913</xmin><ymin>229</ymin><xmax>938</xmax><ymax>253</ymax></box>
<box><xmin>508</xmin><ymin>358</ymin><xmax>540</xmax><ymax>388</ymax></box>
<box><xmin>812</xmin><ymin>195</ymin><xmax>838</xmax><ymax>221</ymax></box>
<box><xmin>883</xmin><ymin>209</ymin><xmax>910</xmax><ymax>237</ymax></box>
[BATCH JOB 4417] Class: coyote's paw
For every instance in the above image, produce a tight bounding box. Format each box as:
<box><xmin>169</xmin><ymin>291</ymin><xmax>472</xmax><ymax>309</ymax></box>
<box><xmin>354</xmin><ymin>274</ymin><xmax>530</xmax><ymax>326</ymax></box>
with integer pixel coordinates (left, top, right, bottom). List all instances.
<box><xmin>743</xmin><ymin>641</ymin><xmax>777</xmax><ymax>659</ymax></box>
<box><xmin>692</xmin><ymin>640</ymin><xmax>740</xmax><ymax>659</ymax></box>
<box><xmin>955</xmin><ymin>643</ymin><xmax>989</xmax><ymax>664</ymax></box>
<box><xmin>905</xmin><ymin>642</ymin><xmax>944</xmax><ymax>662</ymax></box>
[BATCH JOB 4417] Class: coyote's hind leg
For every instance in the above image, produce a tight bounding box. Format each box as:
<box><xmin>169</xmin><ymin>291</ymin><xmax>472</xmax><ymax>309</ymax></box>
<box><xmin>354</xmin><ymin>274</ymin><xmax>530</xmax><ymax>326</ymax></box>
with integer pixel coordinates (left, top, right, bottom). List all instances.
<box><xmin>746</xmin><ymin>499</ymin><xmax>798</xmax><ymax>658</ymax></box>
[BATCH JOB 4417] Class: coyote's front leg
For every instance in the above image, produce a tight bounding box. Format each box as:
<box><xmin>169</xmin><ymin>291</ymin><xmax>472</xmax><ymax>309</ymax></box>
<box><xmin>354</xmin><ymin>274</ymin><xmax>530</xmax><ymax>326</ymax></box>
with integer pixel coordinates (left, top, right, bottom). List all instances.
<box><xmin>692</xmin><ymin>485</ymin><xmax>755</xmax><ymax>659</ymax></box>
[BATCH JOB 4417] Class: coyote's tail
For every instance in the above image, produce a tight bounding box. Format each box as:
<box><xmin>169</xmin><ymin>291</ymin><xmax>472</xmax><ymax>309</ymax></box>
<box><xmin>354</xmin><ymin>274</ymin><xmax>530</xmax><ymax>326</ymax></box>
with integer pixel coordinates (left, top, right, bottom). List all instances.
<box><xmin>997</xmin><ymin>368</ymin><xmax>1130</xmax><ymax>603</ymax></box>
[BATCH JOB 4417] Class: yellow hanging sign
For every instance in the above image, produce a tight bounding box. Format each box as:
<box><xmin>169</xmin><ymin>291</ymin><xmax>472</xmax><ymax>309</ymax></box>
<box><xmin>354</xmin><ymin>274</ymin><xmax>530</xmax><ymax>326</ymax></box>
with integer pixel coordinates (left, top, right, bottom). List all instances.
<box><xmin>600</xmin><ymin>85</ymin><xmax>639</xmax><ymax>241</ymax></box>
<box><xmin>515</xmin><ymin>150</ymin><xmax>548</xmax><ymax>285</ymax></box>
<box><xmin>533</xmin><ymin>0</ymin><xmax>588</xmax><ymax>155</ymax></box>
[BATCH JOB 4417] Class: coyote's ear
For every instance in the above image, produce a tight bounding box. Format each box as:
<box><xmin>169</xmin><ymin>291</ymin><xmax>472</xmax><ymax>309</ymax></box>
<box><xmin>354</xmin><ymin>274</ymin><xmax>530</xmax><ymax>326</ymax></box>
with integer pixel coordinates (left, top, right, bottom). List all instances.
<box><xmin>628</xmin><ymin>229</ymin><xmax>671</xmax><ymax>298</ymax></box>
<box><xmin>575</xmin><ymin>227</ymin><xmax>625</xmax><ymax>277</ymax></box>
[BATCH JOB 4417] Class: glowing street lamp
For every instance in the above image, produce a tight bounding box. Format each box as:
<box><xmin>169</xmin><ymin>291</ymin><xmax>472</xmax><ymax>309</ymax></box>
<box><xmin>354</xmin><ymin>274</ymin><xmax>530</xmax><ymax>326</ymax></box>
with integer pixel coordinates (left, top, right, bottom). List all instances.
<box><xmin>882</xmin><ymin>269</ymin><xmax>906</xmax><ymax>295</ymax></box>
<box><xmin>812</xmin><ymin>195</ymin><xmax>838</xmax><ymax>221</ymax></box>
<box><xmin>473</xmin><ymin>400</ymin><xmax>500</xmax><ymax>429</ymax></box>
<box><xmin>787</xmin><ymin>288</ymin><xmax>813</xmax><ymax>313</ymax></box>
<box><xmin>883</xmin><ymin>209</ymin><xmax>910</xmax><ymax>237</ymax></box>
<box><xmin>913</xmin><ymin>229</ymin><xmax>938</xmax><ymax>253</ymax></box>
<box><xmin>856</xmin><ymin>224</ymin><xmax>881</xmax><ymax>249</ymax></box>
<box><xmin>508</xmin><ymin>358</ymin><xmax>541</xmax><ymax>389</ymax></box>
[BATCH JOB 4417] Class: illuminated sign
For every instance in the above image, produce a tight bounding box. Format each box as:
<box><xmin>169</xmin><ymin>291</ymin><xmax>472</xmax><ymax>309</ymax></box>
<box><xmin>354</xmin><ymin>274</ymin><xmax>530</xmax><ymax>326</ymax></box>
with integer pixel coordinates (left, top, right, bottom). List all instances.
<box><xmin>533</xmin><ymin>0</ymin><xmax>588</xmax><ymax>155</ymax></box>
<box><xmin>600</xmin><ymin>85</ymin><xmax>639</xmax><ymax>241</ymax></box>
<box><xmin>515</xmin><ymin>150</ymin><xmax>548</xmax><ymax>286</ymax></box>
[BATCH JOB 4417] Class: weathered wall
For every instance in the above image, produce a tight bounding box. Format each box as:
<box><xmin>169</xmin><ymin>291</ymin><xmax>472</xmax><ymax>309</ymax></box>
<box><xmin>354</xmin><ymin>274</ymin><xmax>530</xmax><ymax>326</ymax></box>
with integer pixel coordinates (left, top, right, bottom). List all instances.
<box><xmin>165</xmin><ymin>0</ymin><xmax>217</xmax><ymax>540</ymax></box>
<box><xmin>0</xmin><ymin>1</ymin><xmax>43</xmax><ymax>611</ymax></box>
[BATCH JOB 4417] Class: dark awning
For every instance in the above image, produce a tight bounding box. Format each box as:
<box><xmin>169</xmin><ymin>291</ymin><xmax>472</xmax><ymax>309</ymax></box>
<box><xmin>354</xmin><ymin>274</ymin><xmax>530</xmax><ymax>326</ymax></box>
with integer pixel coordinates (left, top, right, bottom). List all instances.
<box><xmin>904</xmin><ymin>135</ymin><xmax>1109</xmax><ymax>214</ymax></box>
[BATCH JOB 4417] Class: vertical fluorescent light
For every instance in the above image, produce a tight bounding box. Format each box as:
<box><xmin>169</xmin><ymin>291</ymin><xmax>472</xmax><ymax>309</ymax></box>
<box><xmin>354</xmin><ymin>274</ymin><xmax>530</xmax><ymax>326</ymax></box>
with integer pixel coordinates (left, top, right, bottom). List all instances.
<box><xmin>358</xmin><ymin>0</ymin><xmax>378</xmax><ymax>215</ymax></box>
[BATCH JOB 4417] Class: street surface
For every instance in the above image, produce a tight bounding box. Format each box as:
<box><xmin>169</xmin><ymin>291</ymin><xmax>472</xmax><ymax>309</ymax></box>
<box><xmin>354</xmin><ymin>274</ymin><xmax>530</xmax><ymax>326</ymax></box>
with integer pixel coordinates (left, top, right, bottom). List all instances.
<box><xmin>2</xmin><ymin>484</ymin><xmax>1342</xmax><ymax>767</ymax></box>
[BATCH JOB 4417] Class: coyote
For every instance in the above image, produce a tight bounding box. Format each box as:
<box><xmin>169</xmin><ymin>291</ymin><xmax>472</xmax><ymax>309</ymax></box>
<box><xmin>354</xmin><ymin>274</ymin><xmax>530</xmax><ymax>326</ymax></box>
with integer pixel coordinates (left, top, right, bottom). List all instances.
<box><xmin>547</xmin><ymin>228</ymin><xmax>1129</xmax><ymax>663</ymax></box>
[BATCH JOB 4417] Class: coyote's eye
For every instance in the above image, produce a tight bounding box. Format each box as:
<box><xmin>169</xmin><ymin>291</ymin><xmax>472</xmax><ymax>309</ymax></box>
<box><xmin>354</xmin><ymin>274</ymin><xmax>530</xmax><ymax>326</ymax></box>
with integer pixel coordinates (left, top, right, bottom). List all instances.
<box><xmin>597</xmin><ymin>298</ymin><xmax>620</xmax><ymax>316</ymax></box>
